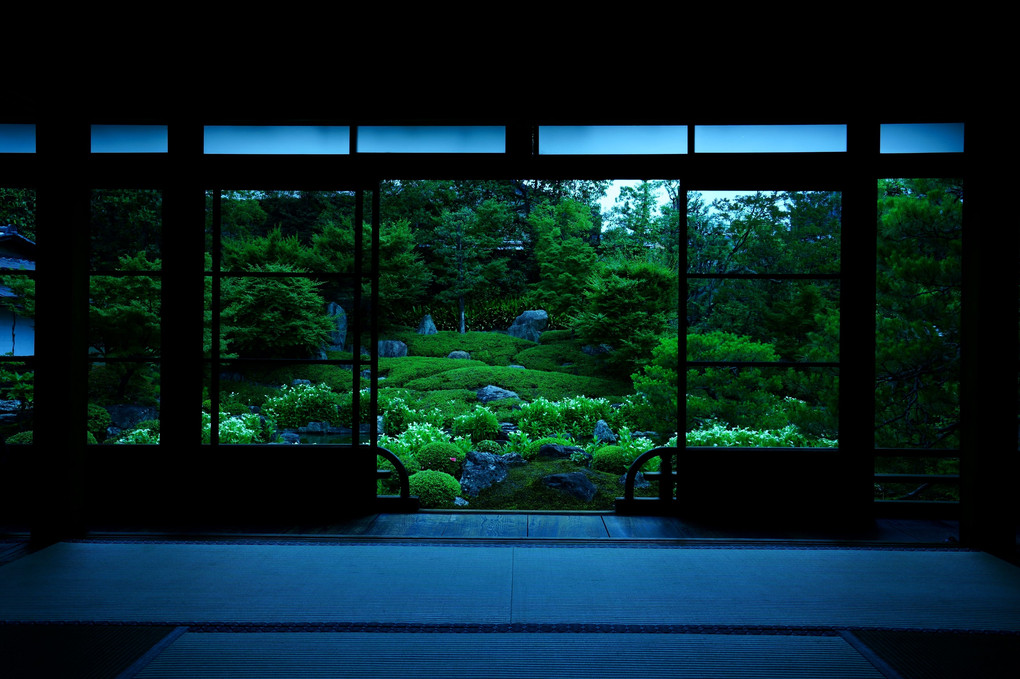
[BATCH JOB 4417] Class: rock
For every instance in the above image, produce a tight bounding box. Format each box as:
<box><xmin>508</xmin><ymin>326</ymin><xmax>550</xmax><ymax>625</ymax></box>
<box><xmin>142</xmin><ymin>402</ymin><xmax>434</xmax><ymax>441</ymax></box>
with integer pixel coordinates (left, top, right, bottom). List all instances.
<box><xmin>360</xmin><ymin>370</ymin><xmax>372</xmax><ymax>380</ymax></box>
<box><xmin>454</xmin><ymin>496</ymin><xmax>470</xmax><ymax>507</ymax></box>
<box><xmin>582</xmin><ymin>344</ymin><xmax>613</xmax><ymax>356</ymax></box>
<box><xmin>417</xmin><ymin>314</ymin><xmax>438</xmax><ymax>335</ymax></box>
<box><xmin>378</xmin><ymin>340</ymin><xmax>408</xmax><ymax>358</ymax></box>
<box><xmin>459</xmin><ymin>450</ymin><xmax>510</xmax><ymax>497</ymax></box>
<box><xmin>447</xmin><ymin>350</ymin><xmax>471</xmax><ymax>359</ymax></box>
<box><xmin>476</xmin><ymin>385</ymin><xmax>519</xmax><ymax>403</ymax></box>
<box><xmin>543</xmin><ymin>472</ymin><xmax>598</xmax><ymax>503</ymax></box>
<box><xmin>501</xmin><ymin>452</ymin><xmax>527</xmax><ymax>466</ymax></box>
<box><xmin>326</xmin><ymin>302</ymin><xmax>347</xmax><ymax>351</ymax></box>
<box><xmin>509</xmin><ymin>364</ymin><xmax>525</xmax><ymax>369</ymax></box>
<box><xmin>594</xmin><ymin>419</ymin><xmax>617</xmax><ymax>443</ymax></box>
<box><xmin>620</xmin><ymin>471</ymin><xmax>651</xmax><ymax>489</ymax></box>
<box><xmin>537</xmin><ymin>443</ymin><xmax>585</xmax><ymax>459</ymax></box>
<box><xmin>277</xmin><ymin>432</ymin><xmax>301</xmax><ymax>444</ymax></box>
<box><xmin>105</xmin><ymin>404</ymin><xmax>159</xmax><ymax>430</ymax></box>
<box><xmin>507</xmin><ymin>309</ymin><xmax>548</xmax><ymax>342</ymax></box>
<box><xmin>291</xmin><ymin>378</ymin><xmax>312</xmax><ymax>387</ymax></box>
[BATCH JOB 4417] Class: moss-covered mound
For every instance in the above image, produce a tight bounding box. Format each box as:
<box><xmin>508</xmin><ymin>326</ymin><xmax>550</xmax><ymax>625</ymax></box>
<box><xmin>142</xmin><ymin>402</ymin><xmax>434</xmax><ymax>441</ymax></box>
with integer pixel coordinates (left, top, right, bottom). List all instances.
<box><xmin>404</xmin><ymin>365</ymin><xmax>628</xmax><ymax>402</ymax></box>
<box><xmin>386</xmin><ymin>330</ymin><xmax>534</xmax><ymax>365</ymax></box>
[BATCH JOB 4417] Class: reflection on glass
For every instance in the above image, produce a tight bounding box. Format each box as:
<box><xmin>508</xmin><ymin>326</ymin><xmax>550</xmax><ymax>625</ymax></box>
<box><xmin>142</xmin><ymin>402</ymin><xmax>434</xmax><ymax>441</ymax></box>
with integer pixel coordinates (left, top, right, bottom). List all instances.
<box><xmin>0</xmin><ymin>274</ymin><xmax>34</xmax><ymax>356</ymax></box>
<box><xmin>695</xmin><ymin>124</ymin><xmax>846</xmax><ymax>152</ymax></box>
<box><xmin>358</xmin><ymin>126</ymin><xmax>505</xmax><ymax>153</ymax></box>
<box><xmin>0</xmin><ymin>124</ymin><xmax>35</xmax><ymax>153</ymax></box>
<box><xmin>686</xmin><ymin>366</ymin><xmax>838</xmax><ymax>446</ymax></box>
<box><xmin>88</xmin><ymin>362</ymin><xmax>159</xmax><ymax>444</ymax></box>
<box><xmin>204</xmin><ymin>126</ymin><xmax>350</xmax><ymax>154</ymax></box>
<box><xmin>687</xmin><ymin>190</ymin><xmax>841</xmax><ymax>275</ymax></box>
<box><xmin>880</xmin><ymin>123</ymin><xmax>964</xmax><ymax>153</ymax></box>
<box><xmin>91</xmin><ymin>125</ymin><xmax>168</xmax><ymax>153</ymax></box>
<box><xmin>875</xmin><ymin>179</ymin><xmax>962</xmax><ymax>449</ymax></box>
<box><xmin>539</xmin><ymin>126</ymin><xmax>688</xmax><ymax>154</ymax></box>
<box><xmin>90</xmin><ymin>189</ymin><xmax>162</xmax><ymax>270</ymax></box>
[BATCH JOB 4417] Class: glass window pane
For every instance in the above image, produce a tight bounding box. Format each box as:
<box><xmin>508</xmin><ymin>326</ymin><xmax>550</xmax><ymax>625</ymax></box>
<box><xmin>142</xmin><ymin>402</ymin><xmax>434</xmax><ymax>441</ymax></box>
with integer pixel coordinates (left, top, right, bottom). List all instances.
<box><xmin>88</xmin><ymin>362</ymin><xmax>160</xmax><ymax>444</ymax></box>
<box><xmin>91</xmin><ymin>189</ymin><xmax>162</xmax><ymax>270</ymax></box>
<box><xmin>876</xmin><ymin>179</ymin><xmax>962</xmax><ymax>449</ymax></box>
<box><xmin>0</xmin><ymin>274</ymin><xmax>34</xmax><ymax>356</ymax></box>
<box><xmin>90</xmin><ymin>125</ymin><xmax>168</xmax><ymax>153</ymax></box>
<box><xmin>688</xmin><ymin>190</ymin><xmax>841</xmax><ymax>275</ymax></box>
<box><xmin>687</xmin><ymin>366</ymin><xmax>838</xmax><ymax>446</ymax></box>
<box><xmin>687</xmin><ymin>280</ymin><xmax>839</xmax><ymax>361</ymax></box>
<box><xmin>358</xmin><ymin>126</ymin><xmax>505</xmax><ymax>153</ymax></box>
<box><xmin>694</xmin><ymin>125</ymin><xmax>847</xmax><ymax>153</ymax></box>
<box><xmin>0</xmin><ymin>124</ymin><xmax>35</xmax><ymax>153</ymax></box>
<box><xmin>540</xmin><ymin>126</ymin><xmax>688</xmax><ymax>154</ymax></box>
<box><xmin>89</xmin><ymin>275</ymin><xmax>161</xmax><ymax>359</ymax></box>
<box><xmin>204</xmin><ymin>126</ymin><xmax>350</xmax><ymax>154</ymax></box>
<box><xmin>880</xmin><ymin>123</ymin><xmax>964</xmax><ymax>153</ymax></box>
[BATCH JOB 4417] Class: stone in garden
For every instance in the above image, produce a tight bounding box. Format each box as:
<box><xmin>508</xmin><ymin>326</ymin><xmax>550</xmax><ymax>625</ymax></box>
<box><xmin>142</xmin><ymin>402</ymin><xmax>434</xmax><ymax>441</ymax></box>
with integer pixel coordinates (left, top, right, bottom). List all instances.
<box><xmin>377</xmin><ymin>340</ymin><xmax>408</xmax><ymax>358</ymax></box>
<box><xmin>454</xmin><ymin>496</ymin><xmax>469</xmax><ymax>507</ymax></box>
<box><xmin>620</xmin><ymin>471</ymin><xmax>651</xmax><ymax>489</ymax></box>
<box><xmin>360</xmin><ymin>370</ymin><xmax>372</xmax><ymax>380</ymax></box>
<box><xmin>537</xmin><ymin>443</ymin><xmax>585</xmax><ymax>459</ymax></box>
<box><xmin>291</xmin><ymin>378</ymin><xmax>312</xmax><ymax>387</ymax></box>
<box><xmin>509</xmin><ymin>364</ymin><xmax>525</xmax><ymax>369</ymax></box>
<box><xmin>501</xmin><ymin>452</ymin><xmax>527</xmax><ymax>466</ymax></box>
<box><xmin>594</xmin><ymin>419</ymin><xmax>617</xmax><ymax>443</ymax></box>
<box><xmin>417</xmin><ymin>314</ymin><xmax>438</xmax><ymax>335</ymax></box>
<box><xmin>447</xmin><ymin>350</ymin><xmax>471</xmax><ymax>359</ymax></box>
<box><xmin>582</xmin><ymin>343</ymin><xmax>613</xmax><ymax>356</ymax></box>
<box><xmin>326</xmin><ymin>302</ymin><xmax>347</xmax><ymax>351</ymax></box>
<box><xmin>507</xmin><ymin>309</ymin><xmax>548</xmax><ymax>342</ymax></box>
<box><xmin>459</xmin><ymin>450</ymin><xmax>510</xmax><ymax>496</ymax></box>
<box><xmin>476</xmin><ymin>385</ymin><xmax>519</xmax><ymax>403</ymax></box>
<box><xmin>278</xmin><ymin>432</ymin><xmax>301</xmax><ymax>444</ymax></box>
<box><xmin>543</xmin><ymin>472</ymin><xmax>598</xmax><ymax>503</ymax></box>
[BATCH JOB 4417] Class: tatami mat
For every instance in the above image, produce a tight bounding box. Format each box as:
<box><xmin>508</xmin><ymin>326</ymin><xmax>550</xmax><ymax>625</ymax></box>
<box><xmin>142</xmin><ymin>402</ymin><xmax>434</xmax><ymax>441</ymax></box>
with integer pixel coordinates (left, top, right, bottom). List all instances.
<box><xmin>2</xmin><ymin>541</ymin><xmax>1019</xmax><ymax>633</ymax></box>
<box><xmin>132</xmin><ymin>632</ymin><xmax>886</xmax><ymax>678</ymax></box>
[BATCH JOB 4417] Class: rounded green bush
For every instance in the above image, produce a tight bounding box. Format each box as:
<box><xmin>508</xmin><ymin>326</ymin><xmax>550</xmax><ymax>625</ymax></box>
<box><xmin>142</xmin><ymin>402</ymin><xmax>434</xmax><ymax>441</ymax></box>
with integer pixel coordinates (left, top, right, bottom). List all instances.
<box><xmin>87</xmin><ymin>404</ymin><xmax>112</xmax><ymax>442</ymax></box>
<box><xmin>416</xmin><ymin>441</ymin><xmax>465</xmax><ymax>477</ymax></box>
<box><xmin>473</xmin><ymin>440</ymin><xmax>503</xmax><ymax>454</ymax></box>
<box><xmin>5</xmin><ymin>430</ymin><xmax>32</xmax><ymax>444</ymax></box>
<box><xmin>590</xmin><ymin>445</ymin><xmax>638</xmax><ymax>475</ymax></box>
<box><xmin>408</xmin><ymin>469</ymin><xmax>461</xmax><ymax>508</ymax></box>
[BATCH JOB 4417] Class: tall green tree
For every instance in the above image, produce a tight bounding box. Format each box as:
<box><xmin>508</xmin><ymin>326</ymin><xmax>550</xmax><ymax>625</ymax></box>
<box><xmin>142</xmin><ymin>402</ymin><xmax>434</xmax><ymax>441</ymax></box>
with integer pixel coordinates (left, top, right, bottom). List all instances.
<box><xmin>528</xmin><ymin>199</ymin><xmax>597</xmax><ymax>319</ymax></box>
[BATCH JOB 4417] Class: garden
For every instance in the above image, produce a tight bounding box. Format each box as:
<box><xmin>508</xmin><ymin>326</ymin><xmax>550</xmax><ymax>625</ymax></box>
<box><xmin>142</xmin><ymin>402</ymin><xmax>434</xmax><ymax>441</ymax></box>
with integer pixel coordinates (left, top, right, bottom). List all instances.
<box><xmin>0</xmin><ymin>179</ymin><xmax>963</xmax><ymax>509</ymax></box>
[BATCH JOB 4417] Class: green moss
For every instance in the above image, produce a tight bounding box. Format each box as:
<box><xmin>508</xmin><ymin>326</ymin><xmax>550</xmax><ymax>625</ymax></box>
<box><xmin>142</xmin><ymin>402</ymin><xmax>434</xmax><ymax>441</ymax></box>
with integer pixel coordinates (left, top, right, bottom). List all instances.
<box><xmin>385</xmin><ymin>331</ymin><xmax>533</xmax><ymax>366</ymax></box>
<box><xmin>537</xmin><ymin>329</ymin><xmax>576</xmax><ymax>345</ymax></box>
<box><xmin>512</xmin><ymin>344</ymin><xmax>604</xmax><ymax>377</ymax></box>
<box><xmin>378</xmin><ymin>356</ymin><xmax>489</xmax><ymax>386</ymax></box>
<box><xmin>404</xmin><ymin>366</ymin><xmax>628</xmax><ymax>402</ymax></box>
<box><xmin>590</xmin><ymin>445</ymin><xmax>637</xmax><ymax>475</ymax></box>
<box><xmin>5</xmin><ymin>430</ymin><xmax>32</xmax><ymax>444</ymax></box>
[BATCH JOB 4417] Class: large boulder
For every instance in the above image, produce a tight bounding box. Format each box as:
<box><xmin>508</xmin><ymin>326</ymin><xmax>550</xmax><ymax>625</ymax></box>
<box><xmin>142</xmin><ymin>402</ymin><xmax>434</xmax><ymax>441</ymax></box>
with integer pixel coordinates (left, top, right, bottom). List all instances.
<box><xmin>594</xmin><ymin>419</ymin><xmax>617</xmax><ymax>443</ymax></box>
<box><xmin>537</xmin><ymin>443</ymin><xmax>585</xmax><ymax>460</ymax></box>
<box><xmin>476</xmin><ymin>385</ymin><xmax>519</xmax><ymax>403</ymax></box>
<box><xmin>326</xmin><ymin>302</ymin><xmax>347</xmax><ymax>351</ymax></box>
<box><xmin>417</xmin><ymin>314</ymin><xmax>438</xmax><ymax>335</ymax></box>
<box><xmin>459</xmin><ymin>451</ymin><xmax>510</xmax><ymax>497</ymax></box>
<box><xmin>105</xmin><ymin>404</ymin><xmax>159</xmax><ymax>431</ymax></box>
<box><xmin>507</xmin><ymin>310</ymin><xmax>548</xmax><ymax>342</ymax></box>
<box><xmin>543</xmin><ymin>472</ymin><xmax>598</xmax><ymax>503</ymax></box>
<box><xmin>447</xmin><ymin>350</ymin><xmax>471</xmax><ymax>359</ymax></box>
<box><xmin>378</xmin><ymin>340</ymin><xmax>408</xmax><ymax>358</ymax></box>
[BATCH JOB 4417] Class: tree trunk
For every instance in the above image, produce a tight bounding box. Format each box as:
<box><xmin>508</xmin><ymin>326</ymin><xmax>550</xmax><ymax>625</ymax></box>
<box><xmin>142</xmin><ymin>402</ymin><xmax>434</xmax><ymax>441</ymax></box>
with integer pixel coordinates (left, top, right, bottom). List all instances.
<box><xmin>458</xmin><ymin>296</ymin><xmax>466</xmax><ymax>333</ymax></box>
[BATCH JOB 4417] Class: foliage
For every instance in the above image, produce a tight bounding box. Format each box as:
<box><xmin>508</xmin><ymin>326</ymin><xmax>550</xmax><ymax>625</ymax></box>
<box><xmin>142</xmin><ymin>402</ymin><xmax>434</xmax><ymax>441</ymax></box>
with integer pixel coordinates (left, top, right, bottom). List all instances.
<box><xmin>201</xmin><ymin>411</ymin><xmax>273</xmax><ymax>444</ymax></box>
<box><xmin>0</xmin><ymin>275</ymin><xmax>34</xmax><ymax>321</ymax></box>
<box><xmin>502</xmin><ymin>430</ymin><xmax>533</xmax><ymax>457</ymax></box>
<box><xmin>408</xmin><ymin>469</ymin><xmax>462</xmax><ymax>508</ymax></box>
<box><xmin>378</xmin><ymin>356</ymin><xmax>490</xmax><ymax>387</ymax></box>
<box><xmin>571</xmin><ymin>258</ymin><xmax>678</xmax><ymax>375</ymax></box>
<box><xmin>629</xmin><ymin>335</ymin><xmax>678</xmax><ymax>436</ymax></box>
<box><xmin>90</xmin><ymin>189</ymin><xmax>161</xmax><ymax>269</ymax></box>
<box><xmin>220</xmin><ymin>263</ymin><xmax>335</xmax><ymax>358</ymax></box>
<box><xmin>385</xmin><ymin>331</ymin><xmax>533</xmax><ymax>366</ymax></box>
<box><xmin>403</xmin><ymin>365</ymin><xmax>627</xmax><ymax>403</ymax></box>
<box><xmin>685</xmin><ymin>421</ymin><xmax>835</xmax><ymax>447</ymax></box>
<box><xmin>528</xmin><ymin>199</ymin><xmax>597</xmax><ymax>319</ymax></box>
<box><xmin>0</xmin><ymin>187</ymin><xmax>36</xmax><ymax>241</ymax></box>
<box><xmin>89</xmin><ymin>252</ymin><xmax>161</xmax><ymax>358</ymax></box>
<box><xmin>5</xmin><ymin>430</ymin><xmax>32</xmax><ymax>444</ymax></box>
<box><xmin>511</xmin><ymin>343</ymin><xmax>602</xmax><ymax>377</ymax></box>
<box><xmin>590</xmin><ymin>445</ymin><xmax>635</xmax><ymax>474</ymax></box>
<box><xmin>261</xmin><ymin>383</ymin><xmax>342</xmax><ymax>428</ymax></box>
<box><xmin>516</xmin><ymin>397</ymin><xmax>564</xmax><ymax>438</ymax></box>
<box><xmin>415</xmin><ymin>441</ymin><xmax>466</xmax><ymax>477</ymax></box>
<box><xmin>378</xmin><ymin>422</ymin><xmax>471</xmax><ymax>460</ymax></box>
<box><xmin>451</xmin><ymin>406</ymin><xmax>501</xmax><ymax>443</ymax></box>
<box><xmin>0</xmin><ymin>363</ymin><xmax>33</xmax><ymax>408</ymax></box>
<box><xmin>113</xmin><ymin>427</ymin><xmax>161</xmax><ymax>444</ymax></box>
<box><xmin>473</xmin><ymin>440</ymin><xmax>503</xmax><ymax>454</ymax></box>
<box><xmin>87</xmin><ymin>404</ymin><xmax>112</xmax><ymax>442</ymax></box>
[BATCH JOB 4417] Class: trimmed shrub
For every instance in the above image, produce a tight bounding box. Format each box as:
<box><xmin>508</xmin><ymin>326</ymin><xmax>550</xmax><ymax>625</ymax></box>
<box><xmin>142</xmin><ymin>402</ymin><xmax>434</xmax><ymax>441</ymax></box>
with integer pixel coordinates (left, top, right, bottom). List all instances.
<box><xmin>5</xmin><ymin>430</ymin><xmax>32</xmax><ymax>444</ymax></box>
<box><xmin>409</xmin><ymin>470</ymin><xmax>462</xmax><ymax>508</ymax></box>
<box><xmin>473</xmin><ymin>440</ymin><xmax>503</xmax><ymax>454</ymax></box>
<box><xmin>262</xmin><ymin>383</ymin><xmax>343</xmax><ymax>428</ymax></box>
<box><xmin>452</xmin><ymin>406</ymin><xmax>500</xmax><ymax>443</ymax></box>
<box><xmin>591</xmin><ymin>445</ymin><xmax>638</xmax><ymax>474</ymax></box>
<box><xmin>87</xmin><ymin>403</ymin><xmax>112</xmax><ymax>442</ymax></box>
<box><xmin>516</xmin><ymin>397</ymin><xmax>564</xmax><ymax>438</ymax></box>
<box><xmin>416</xmin><ymin>441</ymin><xmax>466</xmax><ymax>477</ymax></box>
